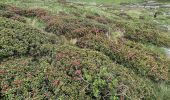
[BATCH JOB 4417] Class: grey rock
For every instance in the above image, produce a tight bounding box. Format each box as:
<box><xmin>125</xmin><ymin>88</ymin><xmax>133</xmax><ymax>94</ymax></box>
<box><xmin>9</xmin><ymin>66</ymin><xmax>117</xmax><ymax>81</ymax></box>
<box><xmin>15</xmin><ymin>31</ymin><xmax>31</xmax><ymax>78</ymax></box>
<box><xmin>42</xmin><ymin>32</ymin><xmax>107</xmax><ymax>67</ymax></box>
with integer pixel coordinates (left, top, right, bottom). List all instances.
<box><xmin>160</xmin><ymin>5</ymin><xmax>170</xmax><ymax>8</ymax></box>
<box><xmin>165</xmin><ymin>48</ymin><xmax>170</xmax><ymax>58</ymax></box>
<box><xmin>166</xmin><ymin>12</ymin><xmax>170</xmax><ymax>16</ymax></box>
<box><xmin>160</xmin><ymin>25</ymin><xmax>170</xmax><ymax>32</ymax></box>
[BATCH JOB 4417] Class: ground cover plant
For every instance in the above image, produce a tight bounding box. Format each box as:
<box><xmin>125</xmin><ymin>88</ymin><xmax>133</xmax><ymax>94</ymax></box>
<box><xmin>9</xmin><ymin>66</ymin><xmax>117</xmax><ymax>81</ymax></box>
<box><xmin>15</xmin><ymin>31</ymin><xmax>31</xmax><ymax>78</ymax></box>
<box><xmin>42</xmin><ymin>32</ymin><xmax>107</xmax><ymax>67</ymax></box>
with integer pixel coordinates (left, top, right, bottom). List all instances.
<box><xmin>0</xmin><ymin>45</ymin><xmax>156</xmax><ymax>99</ymax></box>
<box><xmin>0</xmin><ymin>17</ymin><xmax>61</xmax><ymax>59</ymax></box>
<box><xmin>0</xmin><ymin>0</ymin><xmax>170</xmax><ymax>100</ymax></box>
<box><xmin>76</xmin><ymin>34</ymin><xmax>170</xmax><ymax>81</ymax></box>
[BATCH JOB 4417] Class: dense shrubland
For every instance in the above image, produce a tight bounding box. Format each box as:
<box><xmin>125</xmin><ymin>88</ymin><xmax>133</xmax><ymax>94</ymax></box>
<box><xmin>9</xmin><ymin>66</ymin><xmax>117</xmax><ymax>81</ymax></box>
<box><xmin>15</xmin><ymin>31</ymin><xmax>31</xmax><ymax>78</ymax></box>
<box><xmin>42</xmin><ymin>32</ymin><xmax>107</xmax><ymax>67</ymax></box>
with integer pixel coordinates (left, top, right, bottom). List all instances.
<box><xmin>0</xmin><ymin>1</ymin><xmax>170</xmax><ymax>100</ymax></box>
<box><xmin>0</xmin><ymin>45</ymin><xmax>156</xmax><ymax>99</ymax></box>
<box><xmin>0</xmin><ymin>17</ymin><xmax>61</xmax><ymax>59</ymax></box>
<box><xmin>76</xmin><ymin>34</ymin><xmax>170</xmax><ymax>82</ymax></box>
<box><xmin>112</xmin><ymin>20</ymin><xmax>170</xmax><ymax>47</ymax></box>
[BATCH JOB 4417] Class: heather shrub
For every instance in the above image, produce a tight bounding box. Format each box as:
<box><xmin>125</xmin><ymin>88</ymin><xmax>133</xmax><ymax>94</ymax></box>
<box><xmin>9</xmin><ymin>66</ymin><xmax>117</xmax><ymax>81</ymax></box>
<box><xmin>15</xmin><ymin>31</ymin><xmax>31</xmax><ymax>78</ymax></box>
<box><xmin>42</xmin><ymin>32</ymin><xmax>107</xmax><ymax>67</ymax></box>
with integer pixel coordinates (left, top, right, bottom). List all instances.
<box><xmin>0</xmin><ymin>45</ymin><xmax>156</xmax><ymax>99</ymax></box>
<box><xmin>85</xmin><ymin>13</ymin><xmax>112</xmax><ymax>24</ymax></box>
<box><xmin>76</xmin><ymin>34</ymin><xmax>169</xmax><ymax>81</ymax></box>
<box><xmin>112</xmin><ymin>20</ymin><xmax>170</xmax><ymax>47</ymax></box>
<box><xmin>0</xmin><ymin>17</ymin><xmax>60</xmax><ymax>59</ymax></box>
<box><xmin>45</xmin><ymin>16</ymin><xmax>109</xmax><ymax>39</ymax></box>
<box><xmin>0</xmin><ymin>57</ymin><xmax>57</xmax><ymax>99</ymax></box>
<box><xmin>0</xmin><ymin>2</ymin><xmax>169</xmax><ymax>100</ymax></box>
<box><xmin>0</xmin><ymin>3</ymin><xmax>8</xmax><ymax>10</ymax></box>
<box><xmin>6</xmin><ymin>5</ymin><xmax>48</xmax><ymax>18</ymax></box>
<box><xmin>0</xmin><ymin>11</ymin><xmax>26</xmax><ymax>23</ymax></box>
<box><xmin>10</xmin><ymin>15</ymin><xmax>26</xmax><ymax>23</ymax></box>
<box><xmin>0</xmin><ymin>5</ymin><xmax>27</xmax><ymax>23</ymax></box>
<box><xmin>53</xmin><ymin>45</ymin><xmax>156</xmax><ymax>99</ymax></box>
<box><xmin>0</xmin><ymin>10</ymin><xmax>14</xmax><ymax>18</ymax></box>
<box><xmin>27</xmin><ymin>8</ymin><xmax>48</xmax><ymax>17</ymax></box>
<box><xmin>7</xmin><ymin>6</ymin><xmax>27</xmax><ymax>16</ymax></box>
<box><xmin>25</xmin><ymin>8</ymin><xmax>48</xmax><ymax>17</ymax></box>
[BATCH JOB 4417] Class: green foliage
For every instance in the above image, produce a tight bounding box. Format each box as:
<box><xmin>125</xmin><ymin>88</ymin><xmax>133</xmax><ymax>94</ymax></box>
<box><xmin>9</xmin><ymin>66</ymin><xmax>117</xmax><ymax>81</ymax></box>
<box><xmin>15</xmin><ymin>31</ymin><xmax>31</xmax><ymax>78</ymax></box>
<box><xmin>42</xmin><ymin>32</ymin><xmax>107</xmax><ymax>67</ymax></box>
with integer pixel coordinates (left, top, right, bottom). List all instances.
<box><xmin>45</xmin><ymin>15</ymin><xmax>109</xmax><ymax>39</ymax></box>
<box><xmin>0</xmin><ymin>57</ymin><xmax>58</xmax><ymax>99</ymax></box>
<box><xmin>54</xmin><ymin>45</ymin><xmax>118</xmax><ymax>99</ymax></box>
<box><xmin>7</xmin><ymin>6</ymin><xmax>48</xmax><ymax>18</ymax></box>
<box><xmin>0</xmin><ymin>45</ymin><xmax>156</xmax><ymax>99</ymax></box>
<box><xmin>113</xmin><ymin>20</ymin><xmax>170</xmax><ymax>47</ymax></box>
<box><xmin>0</xmin><ymin>1</ymin><xmax>170</xmax><ymax>99</ymax></box>
<box><xmin>0</xmin><ymin>10</ymin><xmax>27</xmax><ymax>23</ymax></box>
<box><xmin>0</xmin><ymin>4</ymin><xmax>27</xmax><ymax>23</ymax></box>
<box><xmin>0</xmin><ymin>17</ymin><xmax>60</xmax><ymax>59</ymax></box>
<box><xmin>53</xmin><ymin>45</ymin><xmax>156</xmax><ymax>99</ymax></box>
<box><xmin>0</xmin><ymin>10</ymin><xmax>14</xmax><ymax>18</ymax></box>
<box><xmin>0</xmin><ymin>3</ymin><xmax>8</xmax><ymax>10</ymax></box>
<box><xmin>76</xmin><ymin>34</ymin><xmax>170</xmax><ymax>82</ymax></box>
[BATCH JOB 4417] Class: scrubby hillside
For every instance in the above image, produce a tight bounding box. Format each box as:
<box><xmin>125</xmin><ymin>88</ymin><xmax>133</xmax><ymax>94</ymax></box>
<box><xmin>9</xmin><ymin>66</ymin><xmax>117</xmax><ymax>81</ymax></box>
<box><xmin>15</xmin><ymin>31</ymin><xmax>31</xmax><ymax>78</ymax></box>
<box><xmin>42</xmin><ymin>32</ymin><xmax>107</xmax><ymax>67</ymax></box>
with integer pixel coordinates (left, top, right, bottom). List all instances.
<box><xmin>0</xmin><ymin>0</ymin><xmax>170</xmax><ymax>100</ymax></box>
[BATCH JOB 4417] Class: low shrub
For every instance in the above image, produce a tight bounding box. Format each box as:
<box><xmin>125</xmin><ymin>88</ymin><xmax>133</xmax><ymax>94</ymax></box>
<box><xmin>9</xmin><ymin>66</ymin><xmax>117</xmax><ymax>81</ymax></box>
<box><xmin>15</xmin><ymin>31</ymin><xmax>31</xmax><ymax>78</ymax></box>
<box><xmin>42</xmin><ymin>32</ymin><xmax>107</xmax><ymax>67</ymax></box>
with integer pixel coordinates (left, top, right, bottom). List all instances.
<box><xmin>0</xmin><ymin>3</ymin><xmax>169</xmax><ymax>100</ymax></box>
<box><xmin>85</xmin><ymin>13</ymin><xmax>112</xmax><ymax>24</ymax></box>
<box><xmin>25</xmin><ymin>8</ymin><xmax>48</xmax><ymax>17</ymax></box>
<box><xmin>7</xmin><ymin>5</ymin><xmax>48</xmax><ymax>18</ymax></box>
<box><xmin>0</xmin><ymin>11</ymin><xmax>26</xmax><ymax>23</ymax></box>
<box><xmin>0</xmin><ymin>4</ymin><xmax>27</xmax><ymax>23</ymax></box>
<box><xmin>0</xmin><ymin>57</ymin><xmax>57</xmax><ymax>99</ymax></box>
<box><xmin>0</xmin><ymin>17</ymin><xmax>60</xmax><ymax>59</ymax></box>
<box><xmin>0</xmin><ymin>10</ymin><xmax>14</xmax><ymax>18</ymax></box>
<box><xmin>112</xmin><ymin>20</ymin><xmax>170</xmax><ymax>47</ymax></box>
<box><xmin>76</xmin><ymin>34</ymin><xmax>169</xmax><ymax>81</ymax></box>
<box><xmin>0</xmin><ymin>3</ymin><xmax>8</xmax><ymax>10</ymax></box>
<box><xmin>10</xmin><ymin>15</ymin><xmax>26</xmax><ymax>23</ymax></box>
<box><xmin>45</xmin><ymin>16</ymin><xmax>109</xmax><ymax>39</ymax></box>
<box><xmin>53</xmin><ymin>45</ymin><xmax>156</xmax><ymax>99</ymax></box>
<box><xmin>7</xmin><ymin>6</ymin><xmax>27</xmax><ymax>16</ymax></box>
<box><xmin>0</xmin><ymin>45</ymin><xmax>156</xmax><ymax>99</ymax></box>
